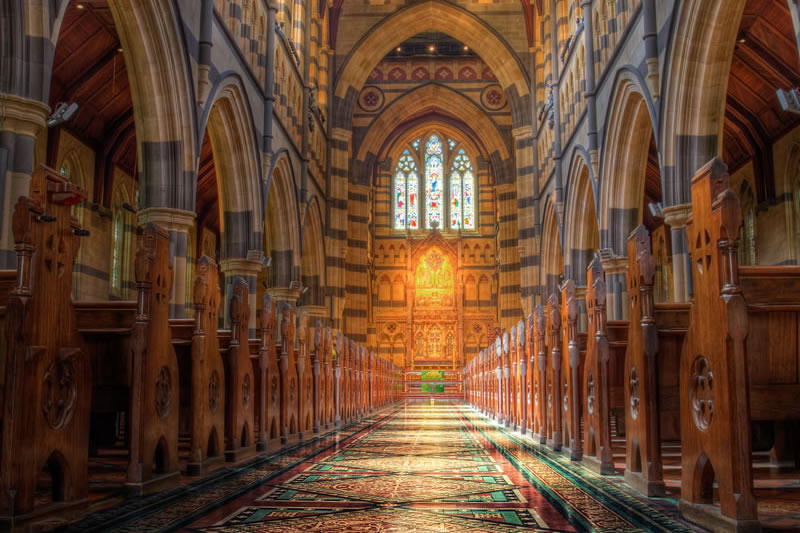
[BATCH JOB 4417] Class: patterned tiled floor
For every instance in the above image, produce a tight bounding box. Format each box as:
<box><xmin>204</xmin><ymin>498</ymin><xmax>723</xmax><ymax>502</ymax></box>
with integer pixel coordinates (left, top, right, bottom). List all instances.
<box><xmin>64</xmin><ymin>402</ymin><xmax>800</xmax><ymax>532</ymax></box>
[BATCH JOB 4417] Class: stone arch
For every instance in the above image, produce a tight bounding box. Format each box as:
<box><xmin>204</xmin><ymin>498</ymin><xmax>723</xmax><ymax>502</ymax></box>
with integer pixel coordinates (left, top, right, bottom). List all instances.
<box><xmin>660</xmin><ymin>0</ymin><xmax>747</xmax><ymax>205</ymax></box>
<box><xmin>598</xmin><ymin>71</ymin><xmax>658</xmax><ymax>255</ymax></box>
<box><xmin>265</xmin><ymin>151</ymin><xmax>302</xmax><ymax>287</ymax></box>
<box><xmin>4</xmin><ymin>1</ymin><xmax>196</xmax><ymax>211</ymax></box>
<box><xmin>103</xmin><ymin>0</ymin><xmax>198</xmax><ymax>211</ymax></box>
<box><xmin>356</xmin><ymin>84</ymin><xmax>510</xmax><ymax>165</ymax></box>
<box><xmin>541</xmin><ymin>198</ymin><xmax>563</xmax><ymax>299</ymax></box>
<box><xmin>300</xmin><ymin>196</ymin><xmax>326</xmax><ymax>307</ymax></box>
<box><xmin>564</xmin><ymin>150</ymin><xmax>599</xmax><ymax>285</ymax></box>
<box><xmin>333</xmin><ymin>0</ymin><xmax>530</xmax><ymax>130</ymax></box>
<box><xmin>202</xmin><ymin>77</ymin><xmax>263</xmax><ymax>260</ymax></box>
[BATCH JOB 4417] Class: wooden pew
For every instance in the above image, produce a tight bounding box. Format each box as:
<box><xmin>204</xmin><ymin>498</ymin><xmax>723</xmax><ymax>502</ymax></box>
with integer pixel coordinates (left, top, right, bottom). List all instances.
<box><xmin>525</xmin><ymin>314</ymin><xmax>535</xmax><ymax>436</ymax></box>
<box><xmin>545</xmin><ymin>293</ymin><xmax>562</xmax><ymax>450</ymax></box>
<box><xmin>323</xmin><ymin>327</ymin><xmax>334</xmax><ymax>428</ymax></box>
<box><xmin>582</xmin><ymin>258</ymin><xmax>615</xmax><ymax>474</ymax></box>
<box><xmin>561</xmin><ymin>280</ymin><xmax>582</xmax><ymax>460</ymax></box>
<box><xmin>296</xmin><ymin>312</ymin><xmax>313</xmax><ymax>438</ymax></box>
<box><xmin>335</xmin><ymin>332</ymin><xmax>344</xmax><ymax>425</ymax></box>
<box><xmin>312</xmin><ymin>321</ymin><xmax>323</xmax><ymax>433</ymax></box>
<box><xmin>502</xmin><ymin>330</ymin><xmax>511</xmax><ymax>427</ymax></box>
<box><xmin>187</xmin><ymin>256</ymin><xmax>225</xmax><ymax>475</ymax></box>
<box><xmin>224</xmin><ymin>279</ymin><xmax>256</xmax><ymax>461</ymax></box>
<box><xmin>623</xmin><ymin>226</ymin><xmax>666</xmax><ymax>495</ymax></box>
<box><xmin>517</xmin><ymin>319</ymin><xmax>529</xmax><ymax>436</ymax></box>
<box><xmin>0</xmin><ymin>167</ymin><xmax>91</xmax><ymax>528</ymax></box>
<box><xmin>278</xmin><ymin>304</ymin><xmax>298</xmax><ymax>443</ymax></box>
<box><xmin>533</xmin><ymin>304</ymin><xmax>547</xmax><ymax>443</ymax></box>
<box><xmin>678</xmin><ymin>158</ymin><xmax>759</xmax><ymax>531</ymax></box>
<box><xmin>493</xmin><ymin>335</ymin><xmax>502</xmax><ymax>422</ymax></box>
<box><xmin>127</xmin><ymin>223</ymin><xmax>181</xmax><ymax>494</ymax></box>
<box><xmin>256</xmin><ymin>293</ymin><xmax>280</xmax><ymax>450</ymax></box>
<box><xmin>510</xmin><ymin>326</ymin><xmax>519</xmax><ymax>429</ymax></box>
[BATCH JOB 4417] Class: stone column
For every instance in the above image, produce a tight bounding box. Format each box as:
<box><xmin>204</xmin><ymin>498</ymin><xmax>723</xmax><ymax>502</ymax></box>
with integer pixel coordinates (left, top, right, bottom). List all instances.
<box><xmin>663</xmin><ymin>203</ymin><xmax>692</xmax><ymax>302</ymax></box>
<box><xmin>514</xmin><ymin>126</ymin><xmax>537</xmax><ymax>314</ymax></box>
<box><xmin>0</xmin><ymin>94</ymin><xmax>50</xmax><ymax>268</ymax></box>
<box><xmin>269</xmin><ymin>283</ymin><xmax>303</xmax><ymax>311</ymax></box>
<box><xmin>327</xmin><ymin>129</ymin><xmax>351</xmax><ymax>329</ymax></box>
<box><xmin>600</xmin><ymin>255</ymin><xmax>629</xmax><ymax>321</ymax></box>
<box><xmin>580</xmin><ymin>0</ymin><xmax>600</xmax><ymax>170</ymax></box>
<box><xmin>220</xmin><ymin>254</ymin><xmax>263</xmax><ymax>333</ymax></box>
<box><xmin>138</xmin><ymin>207</ymin><xmax>197</xmax><ymax>318</ymax></box>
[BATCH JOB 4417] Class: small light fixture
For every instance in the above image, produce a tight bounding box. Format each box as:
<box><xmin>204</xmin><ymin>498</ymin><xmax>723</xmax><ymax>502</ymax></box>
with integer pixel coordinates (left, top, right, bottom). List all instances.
<box><xmin>117</xmin><ymin>47</ymin><xmax>123</xmax><ymax>53</ymax></box>
<box><xmin>738</xmin><ymin>37</ymin><xmax>746</xmax><ymax>44</ymax></box>
<box><xmin>428</xmin><ymin>44</ymin><xmax>435</xmax><ymax>53</ymax></box>
<box><xmin>396</xmin><ymin>46</ymin><xmax>402</xmax><ymax>52</ymax></box>
<box><xmin>76</xmin><ymin>3</ymin><xmax>85</xmax><ymax>9</ymax></box>
<box><xmin>463</xmin><ymin>45</ymin><xmax>469</xmax><ymax>51</ymax></box>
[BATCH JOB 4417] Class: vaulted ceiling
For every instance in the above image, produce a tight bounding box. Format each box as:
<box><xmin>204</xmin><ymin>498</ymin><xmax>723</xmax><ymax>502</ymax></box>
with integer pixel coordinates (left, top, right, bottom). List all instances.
<box><xmin>49</xmin><ymin>0</ymin><xmax>135</xmax><ymax>204</ymax></box>
<box><xmin>724</xmin><ymin>0</ymin><xmax>800</xmax><ymax>201</ymax></box>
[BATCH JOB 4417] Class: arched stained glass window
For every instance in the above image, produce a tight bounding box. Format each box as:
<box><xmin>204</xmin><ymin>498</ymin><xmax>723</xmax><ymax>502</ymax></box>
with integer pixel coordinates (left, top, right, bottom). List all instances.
<box><xmin>111</xmin><ymin>211</ymin><xmax>122</xmax><ymax>292</ymax></box>
<box><xmin>394</xmin><ymin>150</ymin><xmax>419</xmax><ymax>230</ymax></box>
<box><xmin>450</xmin><ymin>149</ymin><xmax>475</xmax><ymax>229</ymax></box>
<box><xmin>392</xmin><ymin>132</ymin><xmax>478</xmax><ymax>231</ymax></box>
<box><xmin>425</xmin><ymin>135</ymin><xmax>443</xmax><ymax>228</ymax></box>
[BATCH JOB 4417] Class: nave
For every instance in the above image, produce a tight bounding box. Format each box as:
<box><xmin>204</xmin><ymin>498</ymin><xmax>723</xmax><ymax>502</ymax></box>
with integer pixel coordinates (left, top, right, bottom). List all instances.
<box><xmin>60</xmin><ymin>402</ymin><xmax>754</xmax><ymax>532</ymax></box>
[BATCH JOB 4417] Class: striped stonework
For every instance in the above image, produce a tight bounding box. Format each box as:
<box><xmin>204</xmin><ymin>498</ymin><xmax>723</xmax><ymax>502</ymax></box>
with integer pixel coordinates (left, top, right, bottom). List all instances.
<box><xmin>497</xmin><ymin>184</ymin><xmax>523</xmax><ymax>328</ymax></box>
<box><xmin>327</xmin><ymin>128</ymin><xmax>351</xmax><ymax>330</ymax></box>
<box><xmin>513</xmin><ymin>126</ymin><xmax>536</xmax><ymax>316</ymax></box>
<box><xmin>344</xmin><ymin>184</ymin><xmax>370</xmax><ymax>342</ymax></box>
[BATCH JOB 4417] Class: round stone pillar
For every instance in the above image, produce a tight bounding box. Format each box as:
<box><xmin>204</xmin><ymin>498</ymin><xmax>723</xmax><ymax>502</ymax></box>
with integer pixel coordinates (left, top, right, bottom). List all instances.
<box><xmin>0</xmin><ymin>94</ymin><xmax>50</xmax><ymax>268</ymax></box>
<box><xmin>600</xmin><ymin>256</ymin><xmax>629</xmax><ymax>321</ymax></box>
<box><xmin>137</xmin><ymin>207</ymin><xmax>196</xmax><ymax>318</ymax></box>
<box><xmin>663</xmin><ymin>203</ymin><xmax>692</xmax><ymax>303</ymax></box>
<box><xmin>220</xmin><ymin>255</ymin><xmax>264</xmax><ymax>333</ymax></box>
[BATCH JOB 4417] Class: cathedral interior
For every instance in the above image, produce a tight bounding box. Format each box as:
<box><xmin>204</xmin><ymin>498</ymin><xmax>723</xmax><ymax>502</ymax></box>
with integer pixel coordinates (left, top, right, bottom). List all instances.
<box><xmin>1</xmin><ymin>0</ymin><xmax>800</xmax><ymax>531</ymax></box>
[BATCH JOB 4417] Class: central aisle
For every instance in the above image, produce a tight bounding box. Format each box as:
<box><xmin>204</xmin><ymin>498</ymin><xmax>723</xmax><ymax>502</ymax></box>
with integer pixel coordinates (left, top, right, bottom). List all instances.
<box><xmin>182</xmin><ymin>402</ymin><xmax>575</xmax><ymax>532</ymax></box>
<box><xmin>175</xmin><ymin>402</ymin><xmax>702</xmax><ymax>532</ymax></box>
<box><xmin>71</xmin><ymin>402</ymin><xmax>705</xmax><ymax>531</ymax></box>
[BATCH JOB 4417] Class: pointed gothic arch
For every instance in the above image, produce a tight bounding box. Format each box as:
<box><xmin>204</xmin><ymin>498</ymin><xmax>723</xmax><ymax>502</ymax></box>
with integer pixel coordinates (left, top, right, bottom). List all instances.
<box><xmin>333</xmin><ymin>0</ymin><xmax>530</xmax><ymax>130</ymax></box>
<box><xmin>599</xmin><ymin>72</ymin><xmax>658</xmax><ymax>255</ymax></box>
<box><xmin>202</xmin><ymin>78</ymin><xmax>263</xmax><ymax>260</ymax></box>
<box><xmin>564</xmin><ymin>151</ymin><xmax>599</xmax><ymax>285</ymax></box>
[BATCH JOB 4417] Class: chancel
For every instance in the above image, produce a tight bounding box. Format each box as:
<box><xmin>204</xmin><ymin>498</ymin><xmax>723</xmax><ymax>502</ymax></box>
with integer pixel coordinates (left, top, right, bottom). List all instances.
<box><xmin>1</xmin><ymin>0</ymin><xmax>799</xmax><ymax>531</ymax></box>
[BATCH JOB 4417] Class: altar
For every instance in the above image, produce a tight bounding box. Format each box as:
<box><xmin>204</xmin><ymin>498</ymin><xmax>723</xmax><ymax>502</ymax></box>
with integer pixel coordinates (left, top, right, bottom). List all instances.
<box><xmin>373</xmin><ymin>230</ymin><xmax>497</xmax><ymax>372</ymax></box>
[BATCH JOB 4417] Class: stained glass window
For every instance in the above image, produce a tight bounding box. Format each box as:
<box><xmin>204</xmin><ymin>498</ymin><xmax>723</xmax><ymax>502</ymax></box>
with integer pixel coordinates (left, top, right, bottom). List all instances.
<box><xmin>425</xmin><ymin>135</ymin><xmax>443</xmax><ymax>228</ymax></box>
<box><xmin>449</xmin><ymin>149</ymin><xmax>475</xmax><ymax>229</ymax></box>
<box><xmin>394</xmin><ymin>133</ymin><xmax>477</xmax><ymax>232</ymax></box>
<box><xmin>394</xmin><ymin>150</ymin><xmax>419</xmax><ymax>230</ymax></box>
<box><xmin>111</xmin><ymin>211</ymin><xmax>122</xmax><ymax>291</ymax></box>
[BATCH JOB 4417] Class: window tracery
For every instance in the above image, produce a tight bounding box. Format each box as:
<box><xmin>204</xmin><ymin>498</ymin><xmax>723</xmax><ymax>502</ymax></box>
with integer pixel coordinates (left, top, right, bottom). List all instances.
<box><xmin>393</xmin><ymin>132</ymin><xmax>477</xmax><ymax>231</ymax></box>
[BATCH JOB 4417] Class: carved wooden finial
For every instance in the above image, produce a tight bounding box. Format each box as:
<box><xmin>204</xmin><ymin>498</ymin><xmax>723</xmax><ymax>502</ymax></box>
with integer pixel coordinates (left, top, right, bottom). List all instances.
<box><xmin>518</xmin><ymin>319</ymin><xmax>526</xmax><ymax>347</ymax></box>
<box><xmin>564</xmin><ymin>279</ymin><xmax>578</xmax><ymax>322</ymax></box>
<box><xmin>549</xmin><ymin>293</ymin><xmax>561</xmax><ymax>329</ymax></box>
<box><xmin>535</xmin><ymin>304</ymin><xmax>545</xmax><ymax>334</ymax></box>
<box><xmin>261</xmin><ymin>293</ymin><xmax>275</xmax><ymax>331</ymax></box>
<box><xmin>631</xmin><ymin>225</ymin><xmax>654</xmax><ymax>285</ymax></box>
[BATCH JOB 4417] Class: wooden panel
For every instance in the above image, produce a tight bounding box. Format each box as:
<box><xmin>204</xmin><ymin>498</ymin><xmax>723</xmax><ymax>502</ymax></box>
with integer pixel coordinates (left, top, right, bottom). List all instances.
<box><xmin>0</xmin><ymin>167</ymin><xmax>90</xmax><ymax>521</ymax></box>
<box><xmin>747</xmin><ymin>311</ymin><xmax>799</xmax><ymax>385</ymax></box>
<box><xmin>75</xmin><ymin>301</ymin><xmax>136</xmax><ymax>332</ymax></box>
